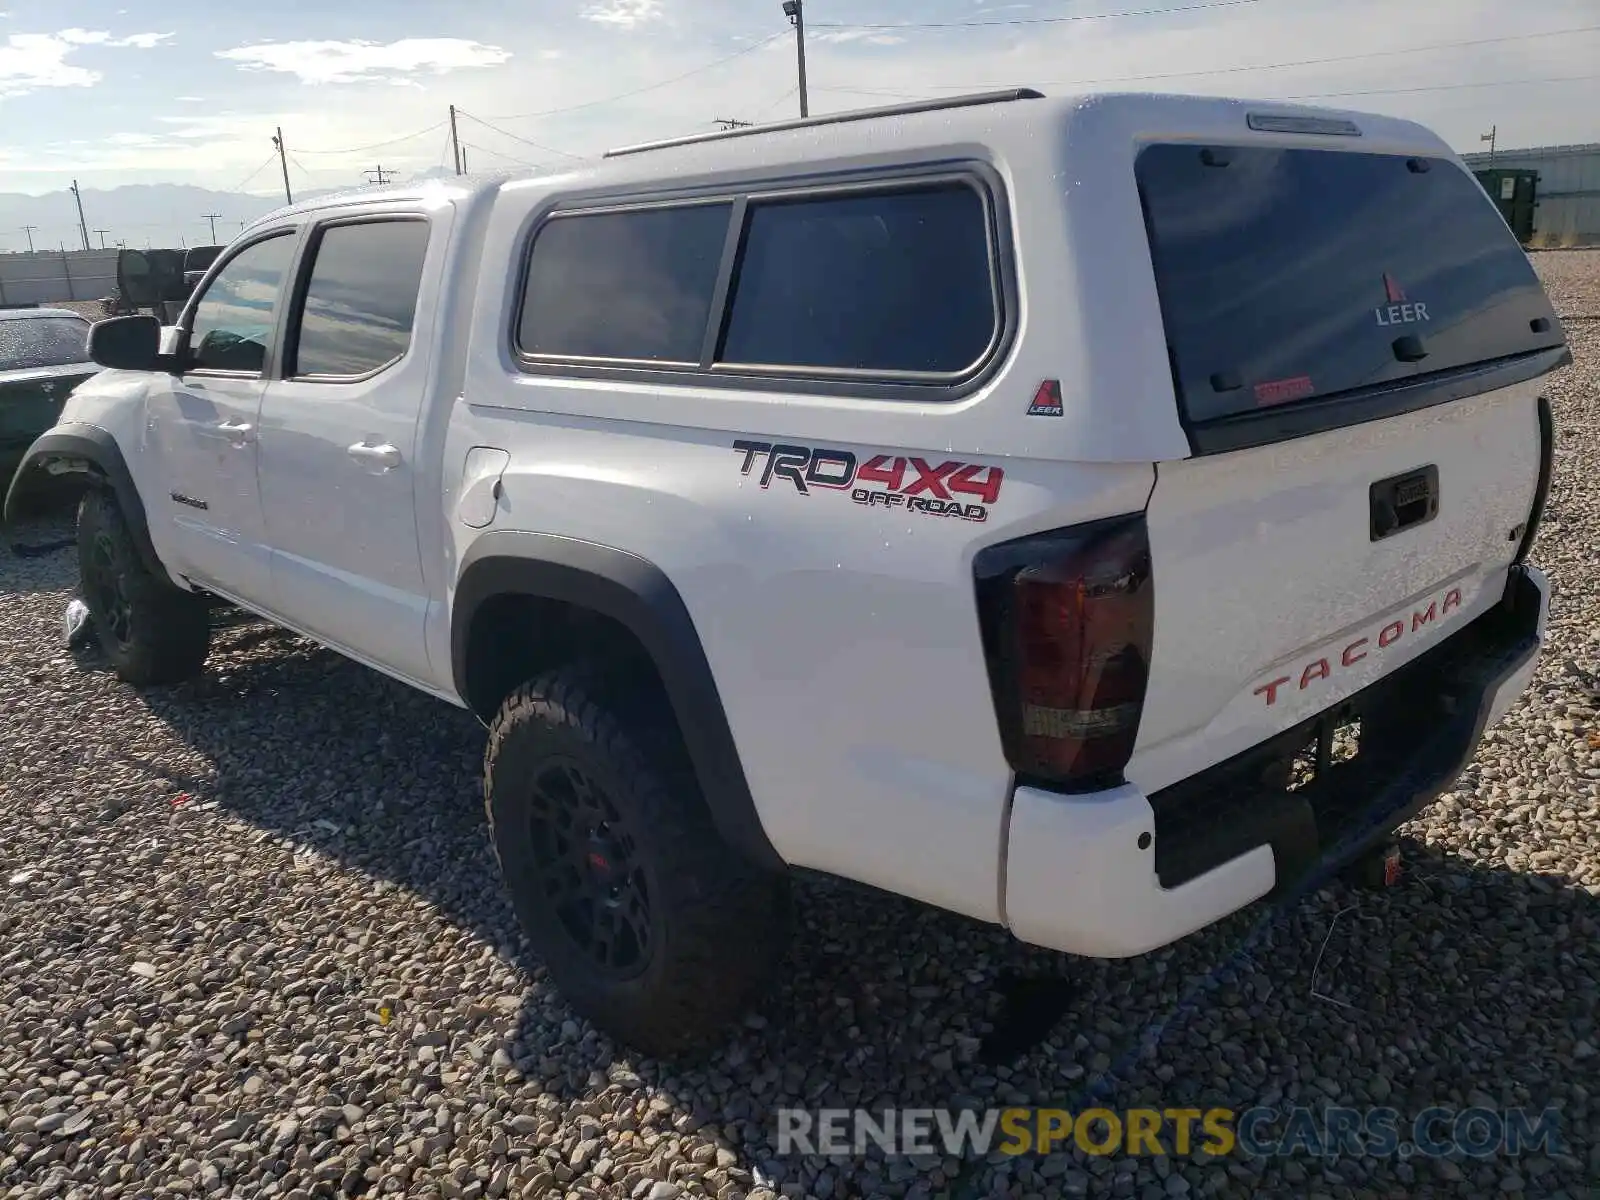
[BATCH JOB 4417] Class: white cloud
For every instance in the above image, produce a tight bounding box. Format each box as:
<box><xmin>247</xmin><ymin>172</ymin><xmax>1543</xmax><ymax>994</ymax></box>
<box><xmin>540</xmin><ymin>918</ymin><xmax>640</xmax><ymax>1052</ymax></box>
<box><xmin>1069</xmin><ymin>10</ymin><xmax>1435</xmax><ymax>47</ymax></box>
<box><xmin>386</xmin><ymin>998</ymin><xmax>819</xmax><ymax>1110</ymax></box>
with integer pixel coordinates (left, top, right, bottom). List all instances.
<box><xmin>115</xmin><ymin>32</ymin><xmax>172</xmax><ymax>49</ymax></box>
<box><xmin>0</xmin><ymin>35</ymin><xmax>97</xmax><ymax>95</ymax></box>
<box><xmin>0</xmin><ymin>28</ymin><xmax>166</xmax><ymax>97</ymax></box>
<box><xmin>581</xmin><ymin>0</ymin><xmax>665</xmax><ymax>29</ymax></box>
<box><xmin>216</xmin><ymin>37</ymin><xmax>510</xmax><ymax>85</ymax></box>
<box><xmin>56</xmin><ymin>28</ymin><xmax>173</xmax><ymax>48</ymax></box>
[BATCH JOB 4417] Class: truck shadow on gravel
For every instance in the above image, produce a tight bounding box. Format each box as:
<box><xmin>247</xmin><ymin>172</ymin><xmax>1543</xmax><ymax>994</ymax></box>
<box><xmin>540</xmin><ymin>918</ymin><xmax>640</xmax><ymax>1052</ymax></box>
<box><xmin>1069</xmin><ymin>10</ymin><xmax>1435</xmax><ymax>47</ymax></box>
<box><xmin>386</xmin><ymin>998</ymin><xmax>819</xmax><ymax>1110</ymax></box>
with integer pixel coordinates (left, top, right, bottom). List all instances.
<box><xmin>110</xmin><ymin>613</ymin><xmax>1077</xmax><ymax>1068</ymax></box>
<box><xmin>42</xmin><ymin>585</ymin><xmax>1600</xmax><ymax>1192</ymax></box>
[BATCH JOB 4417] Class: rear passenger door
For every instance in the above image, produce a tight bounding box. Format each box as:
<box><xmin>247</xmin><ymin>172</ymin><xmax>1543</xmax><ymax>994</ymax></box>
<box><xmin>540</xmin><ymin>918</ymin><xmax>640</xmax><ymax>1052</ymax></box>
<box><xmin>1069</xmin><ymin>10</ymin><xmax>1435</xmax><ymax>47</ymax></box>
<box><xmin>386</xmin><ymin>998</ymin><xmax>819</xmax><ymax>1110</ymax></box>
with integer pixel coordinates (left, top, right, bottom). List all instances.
<box><xmin>255</xmin><ymin>214</ymin><xmax>437</xmax><ymax>684</ymax></box>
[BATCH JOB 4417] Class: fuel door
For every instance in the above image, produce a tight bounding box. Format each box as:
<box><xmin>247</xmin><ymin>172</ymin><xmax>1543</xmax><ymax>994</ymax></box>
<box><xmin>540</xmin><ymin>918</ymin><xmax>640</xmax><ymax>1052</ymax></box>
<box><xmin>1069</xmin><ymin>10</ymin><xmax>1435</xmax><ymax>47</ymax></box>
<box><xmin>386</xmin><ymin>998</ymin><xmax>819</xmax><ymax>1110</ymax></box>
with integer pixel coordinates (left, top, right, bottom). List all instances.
<box><xmin>456</xmin><ymin>446</ymin><xmax>510</xmax><ymax>529</ymax></box>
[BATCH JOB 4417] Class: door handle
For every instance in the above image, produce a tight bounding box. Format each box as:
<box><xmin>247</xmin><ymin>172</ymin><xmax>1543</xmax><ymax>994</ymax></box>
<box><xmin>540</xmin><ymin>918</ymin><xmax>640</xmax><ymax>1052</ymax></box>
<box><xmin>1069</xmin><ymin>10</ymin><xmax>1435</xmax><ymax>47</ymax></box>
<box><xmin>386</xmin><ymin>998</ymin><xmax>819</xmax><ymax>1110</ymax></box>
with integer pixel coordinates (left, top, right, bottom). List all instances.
<box><xmin>216</xmin><ymin>420</ymin><xmax>255</xmax><ymax>444</ymax></box>
<box><xmin>348</xmin><ymin>442</ymin><xmax>402</xmax><ymax>469</ymax></box>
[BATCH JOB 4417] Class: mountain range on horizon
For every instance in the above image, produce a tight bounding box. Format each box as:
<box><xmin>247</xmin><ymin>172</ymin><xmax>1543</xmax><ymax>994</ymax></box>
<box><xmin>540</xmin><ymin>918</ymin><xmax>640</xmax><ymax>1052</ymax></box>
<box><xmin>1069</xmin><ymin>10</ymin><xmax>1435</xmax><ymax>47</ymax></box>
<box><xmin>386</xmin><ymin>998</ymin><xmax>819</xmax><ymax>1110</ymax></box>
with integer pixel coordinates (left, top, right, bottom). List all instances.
<box><xmin>0</xmin><ymin>171</ymin><xmax>460</xmax><ymax>254</ymax></box>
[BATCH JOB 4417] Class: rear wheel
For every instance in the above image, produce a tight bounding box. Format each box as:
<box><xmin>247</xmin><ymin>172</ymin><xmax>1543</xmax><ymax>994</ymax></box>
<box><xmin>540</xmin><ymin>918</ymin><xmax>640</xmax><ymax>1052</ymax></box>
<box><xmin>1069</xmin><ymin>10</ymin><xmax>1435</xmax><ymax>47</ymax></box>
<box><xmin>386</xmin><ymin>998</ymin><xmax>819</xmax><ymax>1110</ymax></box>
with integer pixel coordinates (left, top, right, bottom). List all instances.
<box><xmin>77</xmin><ymin>489</ymin><xmax>210</xmax><ymax>685</ymax></box>
<box><xmin>484</xmin><ymin>667</ymin><xmax>790</xmax><ymax>1057</ymax></box>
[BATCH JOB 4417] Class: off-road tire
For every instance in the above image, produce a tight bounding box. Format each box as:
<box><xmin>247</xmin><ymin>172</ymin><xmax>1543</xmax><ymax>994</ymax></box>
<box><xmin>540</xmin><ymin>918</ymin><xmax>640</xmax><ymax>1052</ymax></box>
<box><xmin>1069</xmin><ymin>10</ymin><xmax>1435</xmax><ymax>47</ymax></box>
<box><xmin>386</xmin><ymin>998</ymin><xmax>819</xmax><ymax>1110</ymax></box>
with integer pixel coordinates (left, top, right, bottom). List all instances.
<box><xmin>76</xmin><ymin>488</ymin><xmax>211</xmax><ymax>686</ymax></box>
<box><xmin>485</xmin><ymin>667</ymin><xmax>790</xmax><ymax>1058</ymax></box>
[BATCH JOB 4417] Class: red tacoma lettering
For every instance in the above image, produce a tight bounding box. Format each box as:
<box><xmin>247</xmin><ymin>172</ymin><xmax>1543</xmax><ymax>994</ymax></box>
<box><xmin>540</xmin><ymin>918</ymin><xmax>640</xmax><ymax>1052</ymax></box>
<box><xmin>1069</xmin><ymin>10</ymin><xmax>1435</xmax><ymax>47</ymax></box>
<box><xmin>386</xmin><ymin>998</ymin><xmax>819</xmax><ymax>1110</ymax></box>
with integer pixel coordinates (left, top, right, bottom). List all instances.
<box><xmin>1254</xmin><ymin>676</ymin><xmax>1292</xmax><ymax>707</ymax></box>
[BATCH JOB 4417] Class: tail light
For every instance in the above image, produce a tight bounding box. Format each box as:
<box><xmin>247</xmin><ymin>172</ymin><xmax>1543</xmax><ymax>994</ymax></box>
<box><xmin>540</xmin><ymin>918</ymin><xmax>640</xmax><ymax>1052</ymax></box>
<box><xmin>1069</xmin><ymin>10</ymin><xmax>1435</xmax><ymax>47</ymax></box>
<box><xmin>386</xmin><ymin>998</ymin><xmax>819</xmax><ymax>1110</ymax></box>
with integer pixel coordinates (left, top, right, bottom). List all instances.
<box><xmin>973</xmin><ymin>513</ymin><xmax>1154</xmax><ymax>792</ymax></box>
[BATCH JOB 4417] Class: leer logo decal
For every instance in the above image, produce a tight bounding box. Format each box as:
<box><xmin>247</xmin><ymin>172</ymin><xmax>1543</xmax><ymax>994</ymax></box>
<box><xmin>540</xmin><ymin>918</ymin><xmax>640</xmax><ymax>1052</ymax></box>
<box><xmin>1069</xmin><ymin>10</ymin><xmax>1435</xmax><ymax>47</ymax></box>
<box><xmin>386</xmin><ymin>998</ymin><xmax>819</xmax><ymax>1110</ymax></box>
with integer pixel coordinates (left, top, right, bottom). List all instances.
<box><xmin>1374</xmin><ymin>273</ymin><xmax>1431</xmax><ymax>328</ymax></box>
<box><xmin>733</xmin><ymin>440</ymin><xmax>1005</xmax><ymax>522</ymax></box>
<box><xmin>1026</xmin><ymin>380</ymin><xmax>1064</xmax><ymax>417</ymax></box>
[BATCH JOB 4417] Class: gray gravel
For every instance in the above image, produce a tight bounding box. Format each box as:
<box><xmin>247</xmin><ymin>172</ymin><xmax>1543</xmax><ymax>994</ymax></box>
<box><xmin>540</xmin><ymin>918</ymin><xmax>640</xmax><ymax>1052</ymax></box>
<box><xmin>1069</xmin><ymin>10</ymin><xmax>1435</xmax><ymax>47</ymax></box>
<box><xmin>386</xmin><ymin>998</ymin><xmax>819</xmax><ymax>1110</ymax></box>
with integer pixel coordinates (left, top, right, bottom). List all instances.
<box><xmin>4</xmin><ymin>253</ymin><xmax>1600</xmax><ymax>1199</ymax></box>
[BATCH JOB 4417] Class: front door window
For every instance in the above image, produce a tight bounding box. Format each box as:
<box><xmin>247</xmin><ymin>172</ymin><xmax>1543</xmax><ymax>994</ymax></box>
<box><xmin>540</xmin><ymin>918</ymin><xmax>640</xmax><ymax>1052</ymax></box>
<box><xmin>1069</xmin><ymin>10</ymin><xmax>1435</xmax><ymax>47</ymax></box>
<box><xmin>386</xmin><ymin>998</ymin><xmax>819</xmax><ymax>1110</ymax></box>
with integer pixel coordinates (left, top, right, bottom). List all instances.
<box><xmin>188</xmin><ymin>234</ymin><xmax>296</xmax><ymax>375</ymax></box>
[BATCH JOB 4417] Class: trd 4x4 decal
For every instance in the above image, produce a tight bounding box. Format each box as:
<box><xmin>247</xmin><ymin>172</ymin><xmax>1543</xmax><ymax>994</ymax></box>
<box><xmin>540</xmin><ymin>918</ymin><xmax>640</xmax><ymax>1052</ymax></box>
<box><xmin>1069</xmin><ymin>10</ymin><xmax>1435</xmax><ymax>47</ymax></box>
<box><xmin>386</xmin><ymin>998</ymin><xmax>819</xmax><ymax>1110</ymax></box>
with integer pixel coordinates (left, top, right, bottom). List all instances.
<box><xmin>732</xmin><ymin>440</ymin><xmax>1005</xmax><ymax>523</ymax></box>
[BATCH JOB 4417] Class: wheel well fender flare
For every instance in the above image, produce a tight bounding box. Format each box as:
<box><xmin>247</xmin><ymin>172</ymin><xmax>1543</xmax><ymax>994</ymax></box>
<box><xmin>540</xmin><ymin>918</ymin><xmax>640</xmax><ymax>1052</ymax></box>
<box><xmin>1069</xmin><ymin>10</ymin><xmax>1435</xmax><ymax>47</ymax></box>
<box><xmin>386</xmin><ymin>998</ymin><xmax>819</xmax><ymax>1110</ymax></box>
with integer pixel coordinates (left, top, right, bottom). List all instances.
<box><xmin>3</xmin><ymin>423</ymin><xmax>161</xmax><ymax>575</ymax></box>
<box><xmin>452</xmin><ymin>531</ymin><xmax>784</xmax><ymax>871</ymax></box>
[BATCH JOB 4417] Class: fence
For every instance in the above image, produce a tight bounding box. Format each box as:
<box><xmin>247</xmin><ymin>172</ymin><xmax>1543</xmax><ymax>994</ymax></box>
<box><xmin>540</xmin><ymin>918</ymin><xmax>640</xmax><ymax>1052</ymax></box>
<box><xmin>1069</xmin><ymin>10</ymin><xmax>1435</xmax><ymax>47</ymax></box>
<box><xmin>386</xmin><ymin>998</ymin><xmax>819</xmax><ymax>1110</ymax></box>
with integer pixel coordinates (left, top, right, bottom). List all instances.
<box><xmin>0</xmin><ymin>249</ymin><xmax>120</xmax><ymax>307</ymax></box>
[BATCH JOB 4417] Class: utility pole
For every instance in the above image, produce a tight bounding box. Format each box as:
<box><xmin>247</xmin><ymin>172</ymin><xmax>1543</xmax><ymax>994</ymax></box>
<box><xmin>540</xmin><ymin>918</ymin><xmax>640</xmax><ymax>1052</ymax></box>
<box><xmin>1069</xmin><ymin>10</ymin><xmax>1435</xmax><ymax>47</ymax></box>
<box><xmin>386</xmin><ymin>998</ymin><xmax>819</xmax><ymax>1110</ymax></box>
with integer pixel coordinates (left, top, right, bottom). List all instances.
<box><xmin>460</xmin><ymin>146</ymin><xmax>468</xmax><ymax>174</ymax></box>
<box><xmin>1481</xmin><ymin>125</ymin><xmax>1498</xmax><ymax>170</ymax></box>
<box><xmin>202</xmin><ymin>212</ymin><xmax>222</xmax><ymax>243</ymax></box>
<box><xmin>714</xmin><ymin>118</ymin><xmax>755</xmax><ymax>130</ymax></box>
<box><xmin>365</xmin><ymin>164</ymin><xmax>395</xmax><ymax>186</ymax></box>
<box><xmin>272</xmin><ymin>127</ymin><xmax>293</xmax><ymax>205</ymax></box>
<box><xmin>69</xmin><ymin>179</ymin><xmax>91</xmax><ymax>251</ymax></box>
<box><xmin>21</xmin><ymin>225</ymin><xmax>38</xmax><ymax>253</ymax></box>
<box><xmin>449</xmin><ymin>104</ymin><xmax>463</xmax><ymax>175</ymax></box>
<box><xmin>782</xmin><ymin>0</ymin><xmax>809</xmax><ymax>118</ymax></box>
<box><xmin>93</xmin><ymin>229</ymin><xmax>110</xmax><ymax>249</ymax></box>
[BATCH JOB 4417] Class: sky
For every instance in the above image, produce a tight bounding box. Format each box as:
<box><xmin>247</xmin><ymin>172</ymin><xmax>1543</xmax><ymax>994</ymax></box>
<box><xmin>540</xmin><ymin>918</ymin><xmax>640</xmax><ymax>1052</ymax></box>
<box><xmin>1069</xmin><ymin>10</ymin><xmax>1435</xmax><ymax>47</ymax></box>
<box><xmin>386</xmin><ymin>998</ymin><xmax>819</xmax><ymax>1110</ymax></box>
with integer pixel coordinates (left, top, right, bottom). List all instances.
<box><xmin>0</xmin><ymin>0</ymin><xmax>1597</xmax><ymax>247</ymax></box>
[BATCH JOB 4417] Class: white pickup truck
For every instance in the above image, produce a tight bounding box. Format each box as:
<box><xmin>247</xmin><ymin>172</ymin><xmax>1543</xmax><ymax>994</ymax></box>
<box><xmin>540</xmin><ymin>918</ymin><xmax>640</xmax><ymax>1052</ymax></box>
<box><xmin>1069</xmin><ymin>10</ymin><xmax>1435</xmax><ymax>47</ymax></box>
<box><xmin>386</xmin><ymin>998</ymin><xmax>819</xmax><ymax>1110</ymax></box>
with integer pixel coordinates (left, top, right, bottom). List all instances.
<box><xmin>4</xmin><ymin>89</ymin><xmax>1569</xmax><ymax>1056</ymax></box>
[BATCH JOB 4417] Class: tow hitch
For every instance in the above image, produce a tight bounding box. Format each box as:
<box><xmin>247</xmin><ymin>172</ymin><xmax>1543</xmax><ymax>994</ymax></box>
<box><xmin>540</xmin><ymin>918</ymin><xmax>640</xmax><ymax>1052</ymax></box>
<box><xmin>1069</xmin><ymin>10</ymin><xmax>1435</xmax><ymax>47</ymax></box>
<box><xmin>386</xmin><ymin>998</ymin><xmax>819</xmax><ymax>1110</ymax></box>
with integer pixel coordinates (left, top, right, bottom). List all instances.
<box><xmin>1343</xmin><ymin>842</ymin><xmax>1403</xmax><ymax>889</ymax></box>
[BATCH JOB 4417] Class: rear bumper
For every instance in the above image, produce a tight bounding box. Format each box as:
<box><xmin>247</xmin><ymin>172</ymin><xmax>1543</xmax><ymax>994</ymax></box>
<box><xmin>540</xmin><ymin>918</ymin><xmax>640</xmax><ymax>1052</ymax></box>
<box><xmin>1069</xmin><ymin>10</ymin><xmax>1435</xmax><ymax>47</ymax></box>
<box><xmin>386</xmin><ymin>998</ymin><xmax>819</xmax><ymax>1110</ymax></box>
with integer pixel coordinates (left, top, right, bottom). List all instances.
<box><xmin>1003</xmin><ymin>563</ymin><xmax>1548</xmax><ymax>958</ymax></box>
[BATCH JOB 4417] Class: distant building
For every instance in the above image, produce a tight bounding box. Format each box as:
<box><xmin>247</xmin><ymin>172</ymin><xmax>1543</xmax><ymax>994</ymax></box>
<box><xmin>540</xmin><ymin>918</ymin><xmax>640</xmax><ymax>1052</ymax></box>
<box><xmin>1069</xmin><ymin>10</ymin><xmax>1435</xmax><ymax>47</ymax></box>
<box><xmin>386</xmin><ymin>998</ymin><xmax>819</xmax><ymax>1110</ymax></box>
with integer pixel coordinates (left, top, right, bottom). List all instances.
<box><xmin>1461</xmin><ymin>142</ymin><xmax>1600</xmax><ymax>248</ymax></box>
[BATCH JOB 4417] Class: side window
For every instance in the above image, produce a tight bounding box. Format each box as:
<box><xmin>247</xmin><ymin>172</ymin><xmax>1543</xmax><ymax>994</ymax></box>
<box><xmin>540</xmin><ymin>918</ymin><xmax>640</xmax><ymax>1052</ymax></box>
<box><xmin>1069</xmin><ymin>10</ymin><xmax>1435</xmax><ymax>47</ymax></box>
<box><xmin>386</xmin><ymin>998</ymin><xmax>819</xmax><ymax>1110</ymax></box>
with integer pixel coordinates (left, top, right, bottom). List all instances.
<box><xmin>188</xmin><ymin>234</ymin><xmax>297</xmax><ymax>375</ymax></box>
<box><xmin>719</xmin><ymin>182</ymin><xmax>997</xmax><ymax>375</ymax></box>
<box><xmin>517</xmin><ymin>203</ymin><xmax>731</xmax><ymax>363</ymax></box>
<box><xmin>291</xmin><ymin>220</ymin><xmax>432</xmax><ymax>377</ymax></box>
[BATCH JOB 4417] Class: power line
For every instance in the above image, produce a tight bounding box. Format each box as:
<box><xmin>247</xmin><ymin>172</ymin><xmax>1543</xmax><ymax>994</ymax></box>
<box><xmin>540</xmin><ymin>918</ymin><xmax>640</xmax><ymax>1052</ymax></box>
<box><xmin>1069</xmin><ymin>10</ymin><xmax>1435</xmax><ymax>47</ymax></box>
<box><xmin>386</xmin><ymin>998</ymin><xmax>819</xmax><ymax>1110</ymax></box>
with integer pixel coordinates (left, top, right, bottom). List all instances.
<box><xmin>812</xmin><ymin>0</ymin><xmax>1266</xmax><ymax>30</ymax></box>
<box><xmin>294</xmin><ymin>120</ymin><xmax>449</xmax><ymax>156</ymax></box>
<box><xmin>1283</xmin><ymin>72</ymin><xmax>1600</xmax><ymax>101</ymax></box>
<box><xmin>758</xmin><ymin>84</ymin><xmax>802</xmax><ymax>117</ymax></box>
<box><xmin>813</xmin><ymin>85</ymin><xmax>926</xmax><ymax>102</ymax></box>
<box><xmin>461</xmin><ymin>141</ymin><xmax>541</xmax><ymax>170</ymax></box>
<box><xmin>232</xmin><ymin>152</ymin><xmax>280</xmax><ymax>193</ymax></box>
<box><xmin>455</xmin><ymin>111</ymin><xmax>586</xmax><ymax>160</ymax></box>
<box><xmin>884</xmin><ymin>22</ymin><xmax>1600</xmax><ymax>92</ymax></box>
<box><xmin>237</xmin><ymin>32</ymin><xmax>788</xmax><ymax>166</ymax></box>
<box><xmin>479</xmin><ymin>31</ymin><xmax>789</xmax><ymax>121</ymax></box>
<box><xmin>821</xmin><ymin>69</ymin><xmax>1600</xmax><ymax>108</ymax></box>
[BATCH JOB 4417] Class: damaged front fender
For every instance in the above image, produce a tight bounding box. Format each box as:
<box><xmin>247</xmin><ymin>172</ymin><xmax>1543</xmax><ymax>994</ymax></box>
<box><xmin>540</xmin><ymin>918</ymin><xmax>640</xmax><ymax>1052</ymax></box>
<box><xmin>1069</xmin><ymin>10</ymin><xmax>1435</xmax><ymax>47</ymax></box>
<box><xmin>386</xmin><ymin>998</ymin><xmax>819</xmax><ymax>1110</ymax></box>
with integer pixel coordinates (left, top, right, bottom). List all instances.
<box><xmin>3</xmin><ymin>422</ymin><xmax>161</xmax><ymax>575</ymax></box>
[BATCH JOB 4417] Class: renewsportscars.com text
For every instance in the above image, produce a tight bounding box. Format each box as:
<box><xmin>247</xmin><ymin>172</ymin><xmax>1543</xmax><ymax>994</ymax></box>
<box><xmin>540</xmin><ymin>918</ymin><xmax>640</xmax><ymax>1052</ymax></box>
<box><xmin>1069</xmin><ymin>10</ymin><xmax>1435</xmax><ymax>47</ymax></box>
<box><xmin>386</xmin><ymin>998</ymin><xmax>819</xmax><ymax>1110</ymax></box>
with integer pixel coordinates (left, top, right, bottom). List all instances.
<box><xmin>776</xmin><ymin>1105</ymin><xmax>1564</xmax><ymax>1160</ymax></box>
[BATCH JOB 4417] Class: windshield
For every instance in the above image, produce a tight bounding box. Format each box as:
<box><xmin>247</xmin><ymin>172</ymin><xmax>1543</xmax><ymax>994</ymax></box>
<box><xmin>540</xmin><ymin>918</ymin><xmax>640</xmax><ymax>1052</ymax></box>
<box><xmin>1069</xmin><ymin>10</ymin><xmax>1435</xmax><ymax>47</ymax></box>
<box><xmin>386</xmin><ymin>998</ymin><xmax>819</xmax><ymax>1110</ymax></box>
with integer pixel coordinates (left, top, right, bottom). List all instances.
<box><xmin>0</xmin><ymin>316</ymin><xmax>93</xmax><ymax>372</ymax></box>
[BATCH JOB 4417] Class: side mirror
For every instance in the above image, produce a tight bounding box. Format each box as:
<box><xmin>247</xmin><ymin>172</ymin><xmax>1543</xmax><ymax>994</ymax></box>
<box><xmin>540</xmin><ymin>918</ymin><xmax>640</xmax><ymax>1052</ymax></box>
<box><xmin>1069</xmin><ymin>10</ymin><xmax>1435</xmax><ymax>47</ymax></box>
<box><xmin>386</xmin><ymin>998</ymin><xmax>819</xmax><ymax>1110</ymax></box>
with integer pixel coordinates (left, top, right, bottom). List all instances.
<box><xmin>88</xmin><ymin>315</ymin><xmax>166</xmax><ymax>372</ymax></box>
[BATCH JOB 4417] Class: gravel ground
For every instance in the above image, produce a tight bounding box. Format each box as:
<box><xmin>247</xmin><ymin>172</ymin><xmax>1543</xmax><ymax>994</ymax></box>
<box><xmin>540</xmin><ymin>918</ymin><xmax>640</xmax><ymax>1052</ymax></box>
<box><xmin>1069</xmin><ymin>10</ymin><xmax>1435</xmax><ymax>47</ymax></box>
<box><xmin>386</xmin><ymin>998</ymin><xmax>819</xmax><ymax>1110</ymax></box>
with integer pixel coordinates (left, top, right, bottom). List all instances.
<box><xmin>3</xmin><ymin>253</ymin><xmax>1600</xmax><ymax>1200</ymax></box>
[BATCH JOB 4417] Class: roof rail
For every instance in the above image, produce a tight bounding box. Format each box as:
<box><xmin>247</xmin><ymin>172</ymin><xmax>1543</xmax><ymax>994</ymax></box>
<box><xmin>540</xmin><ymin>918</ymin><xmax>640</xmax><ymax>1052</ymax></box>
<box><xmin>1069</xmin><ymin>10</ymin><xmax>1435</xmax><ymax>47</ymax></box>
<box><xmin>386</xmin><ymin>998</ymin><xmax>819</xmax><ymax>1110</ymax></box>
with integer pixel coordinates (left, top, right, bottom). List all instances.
<box><xmin>604</xmin><ymin>88</ymin><xmax>1045</xmax><ymax>159</ymax></box>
